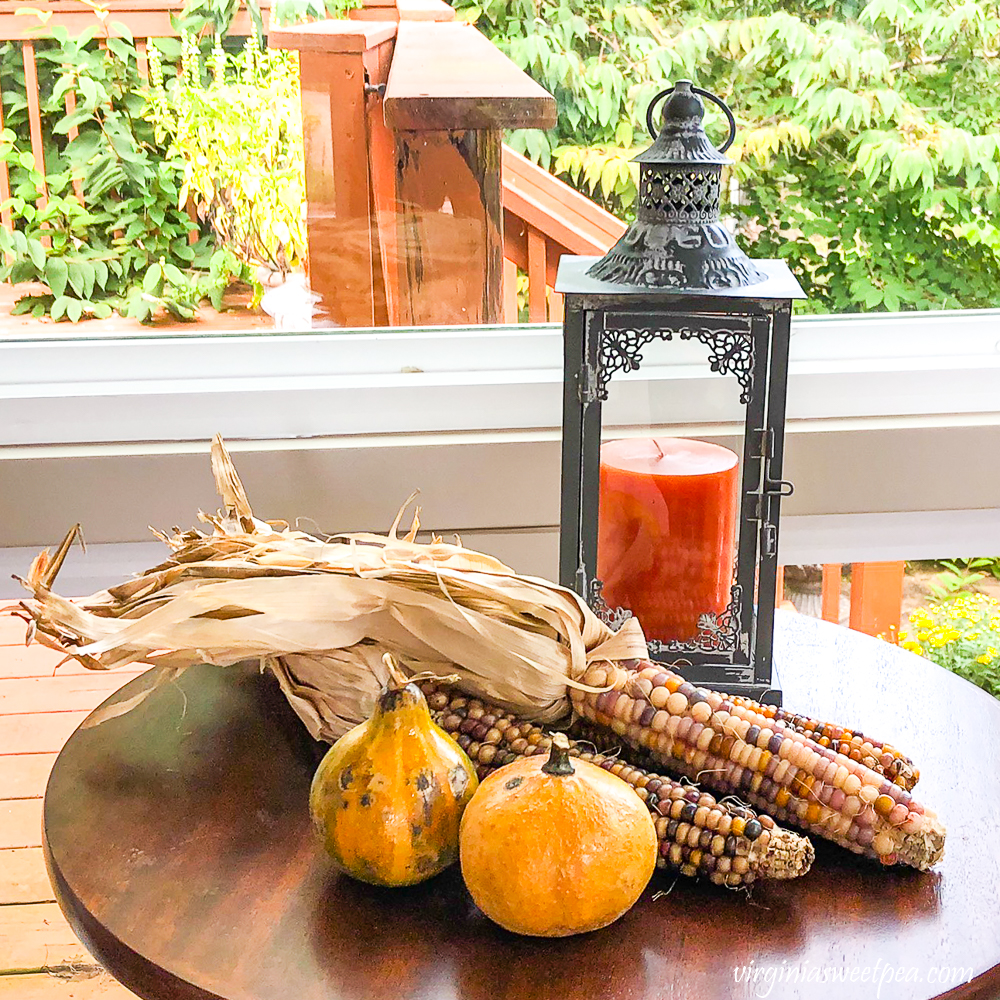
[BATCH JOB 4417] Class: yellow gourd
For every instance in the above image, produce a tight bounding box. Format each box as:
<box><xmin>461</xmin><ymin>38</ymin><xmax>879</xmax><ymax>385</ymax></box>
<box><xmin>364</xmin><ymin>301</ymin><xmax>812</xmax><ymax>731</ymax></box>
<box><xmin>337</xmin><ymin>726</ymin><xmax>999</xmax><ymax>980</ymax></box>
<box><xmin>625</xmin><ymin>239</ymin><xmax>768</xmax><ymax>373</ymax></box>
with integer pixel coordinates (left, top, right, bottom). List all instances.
<box><xmin>459</xmin><ymin>733</ymin><xmax>657</xmax><ymax>936</ymax></box>
<box><xmin>309</xmin><ymin>655</ymin><xmax>478</xmax><ymax>887</ymax></box>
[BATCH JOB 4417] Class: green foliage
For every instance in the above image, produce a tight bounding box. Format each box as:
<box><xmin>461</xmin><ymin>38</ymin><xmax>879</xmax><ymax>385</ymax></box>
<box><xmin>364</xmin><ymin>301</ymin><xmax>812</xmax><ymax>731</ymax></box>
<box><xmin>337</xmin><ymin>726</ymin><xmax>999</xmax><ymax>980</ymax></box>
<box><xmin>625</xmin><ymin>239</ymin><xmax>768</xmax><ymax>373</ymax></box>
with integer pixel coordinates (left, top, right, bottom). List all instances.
<box><xmin>898</xmin><ymin>594</ymin><xmax>1000</xmax><ymax>699</ymax></box>
<box><xmin>457</xmin><ymin>0</ymin><xmax>1000</xmax><ymax>313</ymax></box>
<box><xmin>0</xmin><ymin>18</ymin><xmax>245</xmax><ymax>322</ymax></box>
<box><xmin>269</xmin><ymin>0</ymin><xmax>361</xmax><ymax>28</ymax></box>
<box><xmin>146</xmin><ymin>33</ymin><xmax>306</xmax><ymax>276</ymax></box>
<box><xmin>927</xmin><ymin>558</ymin><xmax>1000</xmax><ymax>602</ymax></box>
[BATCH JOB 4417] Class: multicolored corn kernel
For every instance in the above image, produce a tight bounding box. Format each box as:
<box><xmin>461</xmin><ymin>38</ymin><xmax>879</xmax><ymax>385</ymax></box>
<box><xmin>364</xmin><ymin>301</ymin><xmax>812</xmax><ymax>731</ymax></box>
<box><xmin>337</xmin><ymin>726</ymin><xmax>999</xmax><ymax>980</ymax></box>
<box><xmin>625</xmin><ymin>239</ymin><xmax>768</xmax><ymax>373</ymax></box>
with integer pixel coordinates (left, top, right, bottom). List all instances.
<box><xmin>728</xmin><ymin>695</ymin><xmax>919</xmax><ymax>790</ymax></box>
<box><xmin>423</xmin><ymin>683</ymin><xmax>813</xmax><ymax>886</ymax></box>
<box><xmin>569</xmin><ymin>661</ymin><xmax>945</xmax><ymax>872</ymax></box>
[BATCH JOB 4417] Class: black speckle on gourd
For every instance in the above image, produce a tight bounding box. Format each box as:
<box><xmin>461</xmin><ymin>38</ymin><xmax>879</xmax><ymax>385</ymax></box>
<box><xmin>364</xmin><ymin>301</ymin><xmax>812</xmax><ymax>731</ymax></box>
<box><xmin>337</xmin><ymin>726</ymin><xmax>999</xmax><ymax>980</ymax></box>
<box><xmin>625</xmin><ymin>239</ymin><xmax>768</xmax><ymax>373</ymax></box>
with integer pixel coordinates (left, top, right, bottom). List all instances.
<box><xmin>505</xmin><ymin>776</ymin><xmax>524</xmax><ymax>790</ymax></box>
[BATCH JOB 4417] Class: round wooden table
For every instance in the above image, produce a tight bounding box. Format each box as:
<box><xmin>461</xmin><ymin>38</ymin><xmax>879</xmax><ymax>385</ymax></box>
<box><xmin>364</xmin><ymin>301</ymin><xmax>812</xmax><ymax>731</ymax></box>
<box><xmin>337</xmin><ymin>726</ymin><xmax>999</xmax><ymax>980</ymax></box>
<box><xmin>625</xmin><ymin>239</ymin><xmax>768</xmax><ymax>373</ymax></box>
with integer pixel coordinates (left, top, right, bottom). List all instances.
<box><xmin>43</xmin><ymin>612</ymin><xmax>1000</xmax><ymax>1000</ymax></box>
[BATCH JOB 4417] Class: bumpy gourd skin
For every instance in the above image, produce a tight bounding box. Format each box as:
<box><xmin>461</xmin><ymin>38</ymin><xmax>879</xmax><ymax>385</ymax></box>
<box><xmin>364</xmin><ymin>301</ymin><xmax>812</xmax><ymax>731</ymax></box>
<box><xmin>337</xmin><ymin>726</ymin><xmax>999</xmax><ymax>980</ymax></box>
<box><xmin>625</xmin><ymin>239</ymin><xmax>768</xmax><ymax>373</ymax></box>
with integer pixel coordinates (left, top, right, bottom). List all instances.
<box><xmin>459</xmin><ymin>736</ymin><xmax>658</xmax><ymax>937</ymax></box>
<box><xmin>310</xmin><ymin>681</ymin><xmax>479</xmax><ymax>887</ymax></box>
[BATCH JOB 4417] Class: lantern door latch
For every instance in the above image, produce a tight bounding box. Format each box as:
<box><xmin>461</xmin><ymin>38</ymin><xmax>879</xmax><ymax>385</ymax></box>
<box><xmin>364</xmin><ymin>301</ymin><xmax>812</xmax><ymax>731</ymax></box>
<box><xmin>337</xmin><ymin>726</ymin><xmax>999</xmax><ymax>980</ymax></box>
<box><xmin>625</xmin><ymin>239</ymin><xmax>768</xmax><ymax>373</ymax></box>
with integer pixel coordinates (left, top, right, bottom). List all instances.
<box><xmin>749</xmin><ymin>477</ymin><xmax>794</xmax><ymax>522</ymax></box>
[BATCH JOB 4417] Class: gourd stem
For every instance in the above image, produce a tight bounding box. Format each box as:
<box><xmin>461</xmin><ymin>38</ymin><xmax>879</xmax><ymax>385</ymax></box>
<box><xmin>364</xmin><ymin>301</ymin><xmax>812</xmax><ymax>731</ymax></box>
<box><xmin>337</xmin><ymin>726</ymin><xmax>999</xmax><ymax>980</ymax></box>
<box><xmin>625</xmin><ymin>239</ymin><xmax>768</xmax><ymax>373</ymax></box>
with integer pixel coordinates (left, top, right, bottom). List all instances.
<box><xmin>541</xmin><ymin>732</ymin><xmax>575</xmax><ymax>776</ymax></box>
<box><xmin>382</xmin><ymin>652</ymin><xmax>408</xmax><ymax>688</ymax></box>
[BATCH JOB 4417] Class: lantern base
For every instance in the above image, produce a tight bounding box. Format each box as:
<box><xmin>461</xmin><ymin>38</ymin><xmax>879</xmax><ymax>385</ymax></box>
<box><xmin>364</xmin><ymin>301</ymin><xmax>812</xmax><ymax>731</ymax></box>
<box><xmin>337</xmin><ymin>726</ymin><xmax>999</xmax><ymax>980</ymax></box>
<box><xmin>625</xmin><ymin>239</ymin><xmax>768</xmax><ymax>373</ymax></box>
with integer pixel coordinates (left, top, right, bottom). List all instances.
<box><xmin>651</xmin><ymin>659</ymin><xmax>782</xmax><ymax>706</ymax></box>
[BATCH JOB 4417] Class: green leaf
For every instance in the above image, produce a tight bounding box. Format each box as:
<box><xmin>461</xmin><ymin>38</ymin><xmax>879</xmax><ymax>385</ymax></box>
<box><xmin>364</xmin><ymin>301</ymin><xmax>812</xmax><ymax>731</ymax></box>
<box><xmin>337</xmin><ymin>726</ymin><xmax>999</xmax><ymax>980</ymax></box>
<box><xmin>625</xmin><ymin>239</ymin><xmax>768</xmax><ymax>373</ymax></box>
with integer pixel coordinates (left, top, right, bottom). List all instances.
<box><xmin>50</xmin><ymin>295</ymin><xmax>71</xmax><ymax>321</ymax></box>
<box><xmin>78</xmin><ymin>75</ymin><xmax>100</xmax><ymax>109</ymax></box>
<box><xmin>93</xmin><ymin>258</ymin><xmax>109</xmax><ymax>290</ymax></box>
<box><xmin>66</xmin><ymin>298</ymin><xmax>84</xmax><ymax>323</ymax></box>
<box><xmin>26</xmin><ymin>238</ymin><xmax>45</xmax><ymax>271</ymax></box>
<box><xmin>67</xmin><ymin>260</ymin><xmax>86</xmax><ymax>296</ymax></box>
<box><xmin>163</xmin><ymin>262</ymin><xmax>187</xmax><ymax>285</ymax></box>
<box><xmin>52</xmin><ymin>108</ymin><xmax>93</xmax><ymax>135</ymax></box>
<box><xmin>45</xmin><ymin>257</ymin><xmax>68</xmax><ymax>298</ymax></box>
<box><xmin>143</xmin><ymin>262</ymin><xmax>163</xmax><ymax>294</ymax></box>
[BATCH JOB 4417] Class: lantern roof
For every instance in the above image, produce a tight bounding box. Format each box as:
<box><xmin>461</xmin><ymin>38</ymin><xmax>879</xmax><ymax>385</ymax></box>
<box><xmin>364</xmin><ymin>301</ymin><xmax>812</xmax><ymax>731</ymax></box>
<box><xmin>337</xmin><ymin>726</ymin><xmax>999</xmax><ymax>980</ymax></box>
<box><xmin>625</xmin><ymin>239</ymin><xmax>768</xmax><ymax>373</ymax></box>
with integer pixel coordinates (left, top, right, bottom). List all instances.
<box><xmin>556</xmin><ymin>256</ymin><xmax>806</xmax><ymax>300</ymax></box>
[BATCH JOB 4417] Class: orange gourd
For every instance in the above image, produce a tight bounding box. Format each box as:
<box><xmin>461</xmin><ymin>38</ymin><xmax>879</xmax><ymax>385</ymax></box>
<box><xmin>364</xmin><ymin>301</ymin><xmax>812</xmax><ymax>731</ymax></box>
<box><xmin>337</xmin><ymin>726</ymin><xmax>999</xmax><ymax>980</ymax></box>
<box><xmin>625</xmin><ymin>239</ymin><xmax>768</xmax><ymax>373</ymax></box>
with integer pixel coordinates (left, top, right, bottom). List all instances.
<box><xmin>309</xmin><ymin>655</ymin><xmax>478</xmax><ymax>887</ymax></box>
<box><xmin>459</xmin><ymin>732</ymin><xmax>658</xmax><ymax>937</ymax></box>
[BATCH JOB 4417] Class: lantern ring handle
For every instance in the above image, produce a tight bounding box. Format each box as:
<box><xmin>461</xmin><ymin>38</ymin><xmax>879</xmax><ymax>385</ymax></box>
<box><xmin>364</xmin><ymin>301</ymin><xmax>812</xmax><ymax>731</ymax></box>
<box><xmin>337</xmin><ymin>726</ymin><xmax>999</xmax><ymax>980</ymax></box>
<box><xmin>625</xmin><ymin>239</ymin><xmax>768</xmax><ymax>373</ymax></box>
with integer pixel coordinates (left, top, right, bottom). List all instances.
<box><xmin>646</xmin><ymin>85</ymin><xmax>737</xmax><ymax>153</ymax></box>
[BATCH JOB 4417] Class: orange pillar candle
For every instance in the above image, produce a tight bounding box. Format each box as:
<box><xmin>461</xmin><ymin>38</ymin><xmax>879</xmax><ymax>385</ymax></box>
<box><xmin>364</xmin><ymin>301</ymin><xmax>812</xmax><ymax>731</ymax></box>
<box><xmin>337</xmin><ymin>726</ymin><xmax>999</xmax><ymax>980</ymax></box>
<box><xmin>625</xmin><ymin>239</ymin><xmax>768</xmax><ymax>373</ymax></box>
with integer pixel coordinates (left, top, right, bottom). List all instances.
<box><xmin>597</xmin><ymin>437</ymin><xmax>740</xmax><ymax>643</ymax></box>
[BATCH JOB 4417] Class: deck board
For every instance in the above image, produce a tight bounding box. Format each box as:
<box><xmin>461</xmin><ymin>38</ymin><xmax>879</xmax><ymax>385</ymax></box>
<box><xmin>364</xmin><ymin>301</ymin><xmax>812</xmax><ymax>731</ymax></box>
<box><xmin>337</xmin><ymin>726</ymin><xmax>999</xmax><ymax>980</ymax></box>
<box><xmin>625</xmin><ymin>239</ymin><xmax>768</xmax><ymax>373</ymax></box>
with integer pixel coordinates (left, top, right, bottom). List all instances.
<box><xmin>0</xmin><ymin>673</ymin><xmax>144</xmax><ymax>715</ymax></box>
<box><xmin>0</xmin><ymin>753</ymin><xmax>58</xmax><ymax>799</ymax></box>
<box><xmin>0</xmin><ymin>629</ymin><xmax>139</xmax><ymax>990</ymax></box>
<box><xmin>1</xmin><ymin>797</ymin><xmax>43</xmax><ymax>848</ymax></box>
<box><xmin>0</xmin><ymin>712</ymin><xmax>91</xmax><ymax>756</ymax></box>
<box><xmin>0</xmin><ymin>847</ymin><xmax>54</xmax><ymax>904</ymax></box>
<box><xmin>0</xmin><ymin>903</ymin><xmax>93</xmax><ymax>973</ymax></box>
<box><xmin>0</xmin><ymin>973</ymin><xmax>139</xmax><ymax>999</ymax></box>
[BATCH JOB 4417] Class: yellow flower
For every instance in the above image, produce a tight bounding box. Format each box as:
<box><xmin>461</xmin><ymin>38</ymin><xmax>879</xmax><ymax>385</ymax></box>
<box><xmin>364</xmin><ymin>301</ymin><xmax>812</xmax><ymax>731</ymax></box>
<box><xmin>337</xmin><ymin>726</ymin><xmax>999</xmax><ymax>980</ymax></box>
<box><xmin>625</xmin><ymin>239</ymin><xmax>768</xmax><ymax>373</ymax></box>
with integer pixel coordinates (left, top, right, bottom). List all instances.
<box><xmin>976</xmin><ymin>653</ymin><xmax>993</xmax><ymax>665</ymax></box>
<box><xmin>902</xmin><ymin>640</ymin><xmax>924</xmax><ymax>655</ymax></box>
<box><xmin>917</xmin><ymin>631</ymin><xmax>929</xmax><ymax>642</ymax></box>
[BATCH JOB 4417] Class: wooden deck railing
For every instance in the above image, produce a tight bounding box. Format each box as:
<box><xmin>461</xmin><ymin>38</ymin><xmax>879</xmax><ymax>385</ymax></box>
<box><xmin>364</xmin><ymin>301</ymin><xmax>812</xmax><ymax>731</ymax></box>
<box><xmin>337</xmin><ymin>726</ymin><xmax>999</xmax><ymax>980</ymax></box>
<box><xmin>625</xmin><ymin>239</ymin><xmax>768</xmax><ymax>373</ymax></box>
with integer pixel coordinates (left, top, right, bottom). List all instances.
<box><xmin>776</xmin><ymin>562</ymin><xmax>906</xmax><ymax>637</ymax></box>
<box><xmin>0</xmin><ymin>0</ymin><xmax>272</xmax><ymax>251</ymax></box>
<box><xmin>501</xmin><ymin>145</ymin><xmax>626</xmax><ymax>323</ymax></box>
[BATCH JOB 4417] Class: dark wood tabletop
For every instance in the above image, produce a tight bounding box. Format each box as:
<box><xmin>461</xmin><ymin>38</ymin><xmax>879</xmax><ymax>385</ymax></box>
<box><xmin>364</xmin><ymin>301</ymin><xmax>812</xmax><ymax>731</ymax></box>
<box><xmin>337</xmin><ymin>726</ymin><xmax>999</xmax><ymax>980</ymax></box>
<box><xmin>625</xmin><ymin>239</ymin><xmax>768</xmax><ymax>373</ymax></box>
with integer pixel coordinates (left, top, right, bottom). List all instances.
<box><xmin>43</xmin><ymin>612</ymin><xmax>1000</xmax><ymax>1000</ymax></box>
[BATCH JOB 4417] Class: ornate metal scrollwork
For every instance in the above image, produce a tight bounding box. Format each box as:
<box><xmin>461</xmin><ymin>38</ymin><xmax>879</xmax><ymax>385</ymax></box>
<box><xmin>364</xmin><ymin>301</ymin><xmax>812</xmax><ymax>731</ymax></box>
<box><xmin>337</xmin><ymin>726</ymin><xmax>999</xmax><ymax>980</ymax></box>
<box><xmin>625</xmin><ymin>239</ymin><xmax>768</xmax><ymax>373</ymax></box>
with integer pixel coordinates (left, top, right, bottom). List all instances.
<box><xmin>646</xmin><ymin>585</ymin><xmax>748</xmax><ymax>657</ymax></box>
<box><xmin>587</xmin><ymin>579</ymin><xmax>634</xmax><ymax>632</ymax></box>
<box><xmin>595</xmin><ymin>323</ymin><xmax>754</xmax><ymax>404</ymax></box>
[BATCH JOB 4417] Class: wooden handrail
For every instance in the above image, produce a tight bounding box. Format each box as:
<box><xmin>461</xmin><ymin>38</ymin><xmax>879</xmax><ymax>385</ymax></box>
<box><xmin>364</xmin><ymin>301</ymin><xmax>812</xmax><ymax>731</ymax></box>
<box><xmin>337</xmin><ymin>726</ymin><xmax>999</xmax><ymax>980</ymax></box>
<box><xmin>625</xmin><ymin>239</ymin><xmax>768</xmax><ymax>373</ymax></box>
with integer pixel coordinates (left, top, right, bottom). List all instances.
<box><xmin>500</xmin><ymin>144</ymin><xmax>626</xmax><ymax>323</ymax></box>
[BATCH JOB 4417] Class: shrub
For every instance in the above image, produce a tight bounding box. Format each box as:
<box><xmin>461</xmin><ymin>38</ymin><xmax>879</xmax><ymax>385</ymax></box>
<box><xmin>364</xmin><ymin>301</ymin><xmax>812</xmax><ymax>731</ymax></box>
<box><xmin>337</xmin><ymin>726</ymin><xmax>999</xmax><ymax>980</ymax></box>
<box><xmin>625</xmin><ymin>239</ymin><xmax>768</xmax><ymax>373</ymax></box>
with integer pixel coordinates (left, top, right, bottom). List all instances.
<box><xmin>0</xmin><ymin>18</ymin><xmax>251</xmax><ymax>322</ymax></box>
<box><xmin>897</xmin><ymin>594</ymin><xmax>1000</xmax><ymax>699</ymax></box>
<box><xmin>145</xmin><ymin>32</ymin><xmax>307</xmax><ymax>279</ymax></box>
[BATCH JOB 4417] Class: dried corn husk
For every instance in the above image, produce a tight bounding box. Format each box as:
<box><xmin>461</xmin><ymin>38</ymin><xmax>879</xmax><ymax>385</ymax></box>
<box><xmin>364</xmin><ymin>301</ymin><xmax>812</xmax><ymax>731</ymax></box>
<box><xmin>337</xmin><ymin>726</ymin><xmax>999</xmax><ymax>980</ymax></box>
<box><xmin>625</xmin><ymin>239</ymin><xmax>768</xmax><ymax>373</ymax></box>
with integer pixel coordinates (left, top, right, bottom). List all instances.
<box><xmin>13</xmin><ymin>436</ymin><xmax>647</xmax><ymax>740</ymax></box>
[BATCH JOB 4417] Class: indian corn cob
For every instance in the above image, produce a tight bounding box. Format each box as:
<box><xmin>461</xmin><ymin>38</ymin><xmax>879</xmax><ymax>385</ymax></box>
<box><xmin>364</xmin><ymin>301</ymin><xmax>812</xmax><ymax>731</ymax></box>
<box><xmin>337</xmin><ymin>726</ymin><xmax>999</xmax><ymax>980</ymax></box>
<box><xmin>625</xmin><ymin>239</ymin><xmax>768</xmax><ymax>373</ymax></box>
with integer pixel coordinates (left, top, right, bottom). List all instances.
<box><xmin>423</xmin><ymin>683</ymin><xmax>814</xmax><ymax>887</ymax></box>
<box><xmin>728</xmin><ymin>695</ymin><xmax>918</xmax><ymax>790</ymax></box>
<box><xmin>570</xmin><ymin>660</ymin><xmax>945</xmax><ymax>870</ymax></box>
<box><xmin>573</xmin><ymin>706</ymin><xmax>917</xmax><ymax>794</ymax></box>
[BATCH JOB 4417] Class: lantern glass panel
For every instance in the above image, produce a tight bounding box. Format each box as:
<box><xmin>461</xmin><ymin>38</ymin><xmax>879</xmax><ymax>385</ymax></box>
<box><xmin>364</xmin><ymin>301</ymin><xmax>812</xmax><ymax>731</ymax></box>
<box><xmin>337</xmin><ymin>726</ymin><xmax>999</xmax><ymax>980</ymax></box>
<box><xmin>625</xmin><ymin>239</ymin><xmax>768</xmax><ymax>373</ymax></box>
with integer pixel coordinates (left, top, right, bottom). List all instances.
<box><xmin>597</xmin><ymin>338</ymin><xmax>751</xmax><ymax>657</ymax></box>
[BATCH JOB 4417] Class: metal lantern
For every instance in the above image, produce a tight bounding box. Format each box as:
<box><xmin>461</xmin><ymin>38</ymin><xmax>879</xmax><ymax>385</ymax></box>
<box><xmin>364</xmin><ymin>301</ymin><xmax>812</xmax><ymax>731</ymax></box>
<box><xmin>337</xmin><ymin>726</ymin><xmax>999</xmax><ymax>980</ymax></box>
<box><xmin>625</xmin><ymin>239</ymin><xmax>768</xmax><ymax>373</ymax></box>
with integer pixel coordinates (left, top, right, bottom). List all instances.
<box><xmin>555</xmin><ymin>81</ymin><xmax>806</xmax><ymax>702</ymax></box>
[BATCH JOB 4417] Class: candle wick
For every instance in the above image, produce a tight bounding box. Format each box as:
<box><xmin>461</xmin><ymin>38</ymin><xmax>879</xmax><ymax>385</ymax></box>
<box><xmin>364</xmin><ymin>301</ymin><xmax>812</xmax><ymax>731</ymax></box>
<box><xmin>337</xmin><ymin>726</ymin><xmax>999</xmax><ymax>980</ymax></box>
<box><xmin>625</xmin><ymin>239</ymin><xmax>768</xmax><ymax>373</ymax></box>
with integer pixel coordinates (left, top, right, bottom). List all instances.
<box><xmin>653</xmin><ymin>439</ymin><xmax>664</xmax><ymax>460</ymax></box>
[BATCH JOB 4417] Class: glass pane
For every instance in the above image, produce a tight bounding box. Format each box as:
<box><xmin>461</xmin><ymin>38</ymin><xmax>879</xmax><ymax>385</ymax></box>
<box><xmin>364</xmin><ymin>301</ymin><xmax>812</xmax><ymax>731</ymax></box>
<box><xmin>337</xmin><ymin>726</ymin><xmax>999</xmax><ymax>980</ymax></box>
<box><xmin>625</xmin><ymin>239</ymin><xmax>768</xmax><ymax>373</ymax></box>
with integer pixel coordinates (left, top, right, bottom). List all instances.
<box><xmin>596</xmin><ymin>329</ymin><xmax>751</xmax><ymax>655</ymax></box>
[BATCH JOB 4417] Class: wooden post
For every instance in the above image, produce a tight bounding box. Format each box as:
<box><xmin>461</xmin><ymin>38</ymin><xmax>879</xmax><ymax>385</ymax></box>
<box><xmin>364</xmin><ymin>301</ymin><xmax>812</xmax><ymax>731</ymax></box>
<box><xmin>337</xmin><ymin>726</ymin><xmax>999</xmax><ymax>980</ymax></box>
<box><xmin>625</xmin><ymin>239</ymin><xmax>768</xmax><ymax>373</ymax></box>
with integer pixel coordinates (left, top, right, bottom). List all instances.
<box><xmin>849</xmin><ymin>561</ymin><xmax>905</xmax><ymax>637</ymax></box>
<box><xmin>821</xmin><ymin>564</ymin><xmax>842</xmax><ymax>623</ymax></box>
<box><xmin>21</xmin><ymin>43</ymin><xmax>47</xmax><ymax>206</ymax></box>
<box><xmin>271</xmin><ymin>18</ymin><xmax>554</xmax><ymax>328</ymax></box>
<box><xmin>526</xmin><ymin>225</ymin><xmax>547</xmax><ymax>323</ymax></box>
<box><xmin>136</xmin><ymin>38</ymin><xmax>149</xmax><ymax>80</ymax></box>
<box><xmin>503</xmin><ymin>258</ymin><xmax>518</xmax><ymax>323</ymax></box>
<box><xmin>384</xmin><ymin>20</ymin><xmax>555</xmax><ymax>327</ymax></box>
<box><xmin>392</xmin><ymin>128</ymin><xmax>503</xmax><ymax>325</ymax></box>
<box><xmin>365</xmin><ymin>37</ymin><xmax>398</xmax><ymax>326</ymax></box>
<box><xmin>0</xmin><ymin>74</ymin><xmax>13</xmax><ymax>244</ymax></box>
<box><xmin>269</xmin><ymin>21</ymin><xmax>397</xmax><ymax>328</ymax></box>
<box><xmin>548</xmin><ymin>288</ymin><xmax>564</xmax><ymax>322</ymax></box>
